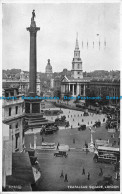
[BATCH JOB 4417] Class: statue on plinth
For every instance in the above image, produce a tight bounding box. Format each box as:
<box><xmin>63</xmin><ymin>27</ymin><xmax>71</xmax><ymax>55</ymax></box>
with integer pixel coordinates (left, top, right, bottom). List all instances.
<box><xmin>32</xmin><ymin>10</ymin><xmax>36</xmax><ymax>20</ymax></box>
<box><xmin>31</xmin><ymin>10</ymin><xmax>36</xmax><ymax>27</ymax></box>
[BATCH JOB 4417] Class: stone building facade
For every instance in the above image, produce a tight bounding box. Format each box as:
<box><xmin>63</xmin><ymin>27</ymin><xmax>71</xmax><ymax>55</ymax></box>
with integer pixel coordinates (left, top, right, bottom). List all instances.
<box><xmin>61</xmin><ymin>36</ymin><xmax>120</xmax><ymax>106</ymax></box>
<box><xmin>2</xmin><ymin>88</ymin><xmax>24</xmax><ymax>153</ymax></box>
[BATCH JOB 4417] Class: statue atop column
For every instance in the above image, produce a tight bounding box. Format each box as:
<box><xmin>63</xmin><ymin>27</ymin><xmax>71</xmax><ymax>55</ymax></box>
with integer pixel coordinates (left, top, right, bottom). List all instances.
<box><xmin>31</xmin><ymin>10</ymin><xmax>36</xmax><ymax>27</ymax></box>
<box><xmin>32</xmin><ymin>10</ymin><xmax>36</xmax><ymax>21</ymax></box>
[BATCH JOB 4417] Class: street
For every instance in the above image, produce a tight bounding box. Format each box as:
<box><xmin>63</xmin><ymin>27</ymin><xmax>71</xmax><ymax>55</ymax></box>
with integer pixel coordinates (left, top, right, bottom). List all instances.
<box><xmin>24</xmin><ymin>108</ymin><xmax>120</xmax><ymax>191</ymax></box>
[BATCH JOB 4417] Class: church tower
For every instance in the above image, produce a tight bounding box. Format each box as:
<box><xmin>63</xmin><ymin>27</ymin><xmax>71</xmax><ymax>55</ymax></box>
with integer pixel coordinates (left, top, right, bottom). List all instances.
<box><xmin>71</xmin><ymin>34</ymin><xmax>83</xmax><ymax>79</ymax></box>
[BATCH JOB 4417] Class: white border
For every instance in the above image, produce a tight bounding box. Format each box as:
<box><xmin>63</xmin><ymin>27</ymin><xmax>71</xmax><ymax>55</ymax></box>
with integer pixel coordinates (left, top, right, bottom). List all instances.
<box><xmin>0</xmin><ymin>0</ymin><xmax>121</xmax><ymax>194</ymax></box>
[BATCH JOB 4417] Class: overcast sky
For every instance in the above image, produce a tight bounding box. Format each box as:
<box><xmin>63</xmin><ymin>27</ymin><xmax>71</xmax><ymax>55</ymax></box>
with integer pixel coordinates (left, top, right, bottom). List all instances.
<box><xmin>2</xmin><ymin>3</ymin><xmax>120</xmax><ymax>73</ymax></box>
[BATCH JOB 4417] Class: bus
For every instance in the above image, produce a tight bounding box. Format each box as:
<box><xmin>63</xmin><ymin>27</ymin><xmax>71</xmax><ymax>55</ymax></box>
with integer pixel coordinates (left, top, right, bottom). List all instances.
<box><xmin>93</xmin><ymin>146</ymin><xmax>120</xmax><ymax>164</ymax></box>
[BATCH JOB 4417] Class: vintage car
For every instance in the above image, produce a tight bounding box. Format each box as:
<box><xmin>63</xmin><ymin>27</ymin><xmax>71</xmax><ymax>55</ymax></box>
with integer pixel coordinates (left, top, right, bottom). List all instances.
<box><xmin>55</xmin><ymin>116</ymin><xmax>69</xmax><ymax>127</ymax></box>
<box><xmin>54</xmin><ymin>151</ymin><xmax>68</xmax><ymax>158</ymax></box>
<box><xmin>93</xmin><ymin>121</ymin><xmax>101</xmax><ymax>128</ymax></box>
<box><xmin>83</xmin><ymin>112</ymin><xmax>89</xmax><ymax>116</ymax></box>
<box><xmin>78</xmin><ymin>124</ymin><xmax>86</xmax><ymax>131</ymax></box>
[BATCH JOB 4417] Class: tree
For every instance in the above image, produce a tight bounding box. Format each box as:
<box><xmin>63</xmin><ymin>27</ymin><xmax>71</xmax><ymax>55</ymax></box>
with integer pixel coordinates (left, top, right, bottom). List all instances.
<box><xmin>100</xmin><ymin>88</ymin><xmax>109</xmax><ymax>106</ymax></box>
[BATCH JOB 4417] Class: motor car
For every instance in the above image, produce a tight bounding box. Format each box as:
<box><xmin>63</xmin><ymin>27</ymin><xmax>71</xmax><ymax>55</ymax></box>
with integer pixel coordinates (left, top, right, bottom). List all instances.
<box><xmin>83</xmin><ymin>112</ymin><xmax>89</xmax><ymax>116</ymax></box>
<box><xmin>54</xmin><ymin>151</ymin><xmax>68</xmax><ymax>158</ymax></box>
<box><xmin>78</xmin><ymin>124</ymin><xmax>86</xmax><ymax>131</ymax></box>
<box><xmin>93</xmin><ymin>121</ymin><xmax>101</xmax><ymax>127</ymax></box>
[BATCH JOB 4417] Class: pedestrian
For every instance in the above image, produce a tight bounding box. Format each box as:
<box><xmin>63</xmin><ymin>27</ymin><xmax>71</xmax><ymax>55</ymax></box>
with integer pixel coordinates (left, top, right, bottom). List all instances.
<box><xmin>73</xmin><ymin>119</ymin><xmax>74</xmax><ymax>121</ymax></box>
<box><xmin>99</xmin><ymin>168</ymin><xmax>103</xmax><ymax>176</ymax></box>
<box><xmin>100</xmin><ymin>168</ymin><xmax>103</xmax><ymax>173</ymax></box>
<box><xmin>60</xmin><ymin>170</ymin><xmax>64</xmax><ymax>178</ymax></box>
<box><xmin>71</xmin><ymin>125</ymin><xmax>72</xmax><ymax>129</ymax></box>
<box><xmin>82</xmin><ymin>167</ymin><xmax>85</xmax><ymax>175</ymax></box>
<box><xmin>87</xmin><ymin>172</ymin><xmax>90</xmax><ymax>180</ymax></box>
<box><xmin>42</xmin><ymin>137</ymin><xmax>44</xmax><ymax>142</ymax></box>
<box><xmin>64</xmin><ymin>174</ymin><xmax>68</xmax><ymax>182</ymax></box>
<box><xmin>78</xmin><ymin>122</ymin><xmax>79</xmax><ymax>126</ymax></box>
<box><xmin>73</xmin><ymin>138</ymin><xmax>75</xmax><ymax>144</ymax></box>
<box><xmin>57</xmin><ymin>142</ymin><xmax>60</xmax><ymax>149</ymax></box>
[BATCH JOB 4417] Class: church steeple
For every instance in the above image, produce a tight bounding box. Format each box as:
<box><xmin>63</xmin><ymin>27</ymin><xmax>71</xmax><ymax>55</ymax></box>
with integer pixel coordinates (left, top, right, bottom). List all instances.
<box><xmin>71</xmin><ymin>34</ymin><xmax>83</xmax><ymax>79</ymax></box>
<box><xmin>75</xmin><ymin>32</ymin><xmax>79</xmax><ymax>50</ymax></box>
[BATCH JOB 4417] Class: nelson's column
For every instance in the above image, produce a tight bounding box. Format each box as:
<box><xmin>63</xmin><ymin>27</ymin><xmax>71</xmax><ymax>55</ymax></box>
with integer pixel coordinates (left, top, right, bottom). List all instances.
<box><xmin>24</xmin><ymin>10</ymin><xmax>52</xmax><ymax>128</ymax></box>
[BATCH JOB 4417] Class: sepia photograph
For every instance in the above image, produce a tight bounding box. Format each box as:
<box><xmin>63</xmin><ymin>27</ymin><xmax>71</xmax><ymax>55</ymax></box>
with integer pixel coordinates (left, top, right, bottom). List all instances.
<box><xmin>1</xmin><ymin>1</ymin><xmax>121</xmax><ymax>192</ymax></box>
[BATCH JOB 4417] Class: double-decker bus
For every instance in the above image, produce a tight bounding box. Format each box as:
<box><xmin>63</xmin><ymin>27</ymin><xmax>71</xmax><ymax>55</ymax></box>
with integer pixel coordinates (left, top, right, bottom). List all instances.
<box><xmin>93</xmin><ymin>146</ymin><xmax>120</xmax><ymax>164</ymax></box>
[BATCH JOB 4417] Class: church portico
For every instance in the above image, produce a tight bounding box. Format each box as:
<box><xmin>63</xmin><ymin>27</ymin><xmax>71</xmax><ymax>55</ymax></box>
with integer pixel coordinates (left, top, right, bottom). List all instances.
<box><xmin>61</xmin><ymin>76</ymin><xmax>90</xmax><ymax>98</ymax></box>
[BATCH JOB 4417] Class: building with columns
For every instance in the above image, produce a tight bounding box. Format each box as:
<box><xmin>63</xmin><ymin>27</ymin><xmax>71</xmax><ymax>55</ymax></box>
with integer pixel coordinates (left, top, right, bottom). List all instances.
<box><xmin>61</xmin><ymin>75</ymin><xmax>90</xmax><ymax>97</ymax></box>
<box><xmin>61</xmin><ymin>36</ymin><xmax>90</xmax><ymax>97</ymax></box>
<box><xmin>61</xmin><ymin>36</ymin><xmax>120</xmax><ymax>106</ymax></box>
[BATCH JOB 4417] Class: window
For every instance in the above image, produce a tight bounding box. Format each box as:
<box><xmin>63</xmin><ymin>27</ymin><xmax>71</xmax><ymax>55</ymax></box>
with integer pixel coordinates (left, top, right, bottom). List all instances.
<box><xmin>78</xmin><ymin>64</ymin><xmax>80</xmax><ymax>69</ymax></box>
<box><xmin>15</xmin><ymin>133</ymin><xmax>19</xmax><ymax>149</ymax></box>
<box><xmin>16</xmin><ymin>106</ymin><xmax>18</xmax><ymax>114</ymax></box>
<box><xmin>9</xmin><ymin>107</ymin><xmax>11</xmax><ymax>116</ymax></box>
<box><xmin>9</xmin><ymin>125</ymin><xmax>11</xmax><ymax>129</ymax></box>
<box><xmin>77</xmin><ymin>72</ymin><xmax>80</xmax><ymax>75</ymax></box>
<box><xmin>16</xmin><ymin>123</ymin><xmax>18</xmax><ymax>129</ymax></box>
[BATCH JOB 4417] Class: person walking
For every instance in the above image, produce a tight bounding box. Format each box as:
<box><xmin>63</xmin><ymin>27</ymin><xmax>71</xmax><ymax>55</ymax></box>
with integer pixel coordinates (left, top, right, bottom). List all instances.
<box><xmin>57</xmin><ymin>142</ymin><xmax>60</xmax><ymax>149</ymax></box>
<box><xmin>87</xmin><ymin>172</ymin><xmax>90</xmax><ymax>180</ymax></box>
<box><xmin>82</xmin><ymin>167</ymin><xmax>85</xmax><ymax>175</ymax></box>
<box><xmin>64</xmin><ymin>174</ymin><xmax>68</xmax><ymax>182</ymax></box>
<box><xmin>73</xmin><ymin>138</ymin><xmax>75</xmax><ymax>144</ymax></box>
<box><xmin>99</xmin><ymin>168</ymin><xmax>103</xmax><ymax>176</ymax></box>
<box><xmin>42</xmin><ymin>136</ymin><xmax>44</xmax><ymax>142</ymax></box>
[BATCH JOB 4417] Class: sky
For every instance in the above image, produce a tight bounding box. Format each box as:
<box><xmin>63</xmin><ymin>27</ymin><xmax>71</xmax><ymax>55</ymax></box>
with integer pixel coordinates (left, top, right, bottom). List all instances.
<box><xmin>2</xmin><ymin>3</ymin><xmax>120</xmax><ymax>73</ymax></box>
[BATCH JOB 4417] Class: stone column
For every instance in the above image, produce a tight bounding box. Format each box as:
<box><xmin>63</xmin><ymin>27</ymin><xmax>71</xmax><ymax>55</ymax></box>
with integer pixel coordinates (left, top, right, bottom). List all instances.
<box><xmin>19</xmin><ymin>119</ymin><xmax>23</xmax><ymax>151</ymax></box>
<box><xmin>77</xmin><ymin>84</ymin><xmax>80</xmax><ymax>96</ymax></box>
<box><xmin>34</xmin><ymin>134</ymin><xmax>37</xmax><ymax>149</ymax></box>
<box><xmin>64</xmin><ymin>85</ymin><xmax>66</xmax><ymax>93</ymax></box>
<box><xmin>68</xmin><ymin>84</ymin><xmax>70</xmax><ymax>93</ymax></box>
<box><xmin>73</xmin><ymin>84</ymin><xmax>74</xmax><ymax>96</ymax></box>
<box><xmin>27</xmin><ymin>18</ymin><xmax>40</xmax><ymax>96</ymax></box>
<box><xmin>83</xmin><ymin>84</ymin><xmax>85</xmax><ymax>96</ymax></box>
<box><xmin>30</xmin><ymin>103</ymin><xmax>32</xmax><ymax>113</ymax></box>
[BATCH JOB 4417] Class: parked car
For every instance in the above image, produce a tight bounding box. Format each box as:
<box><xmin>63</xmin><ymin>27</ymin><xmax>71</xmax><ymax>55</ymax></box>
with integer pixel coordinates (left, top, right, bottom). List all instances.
<box><xmin>54</xmin><ymin>151</ymin><xmax>68</xmax><ymax>158</ymax></box>
<box><xmin>93</xmin><ymin>121</ymin><xmax>101</xmax><ymax>127</ymax></box>
<box><xmin>78</xmin><ymin>124</ymin><xmax>86</xmax><ymax>131</ymax></box>
<box><xmin>83</xmin><ymin>112</ymin><xmax>89</xmax><ymax>116</ymax></box>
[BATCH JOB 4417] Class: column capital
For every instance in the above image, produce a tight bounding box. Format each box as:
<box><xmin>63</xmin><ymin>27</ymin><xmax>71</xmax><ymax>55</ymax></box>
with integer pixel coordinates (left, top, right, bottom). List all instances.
<box><xmin>27</xmin><ymin>26</ymin><xmax>40</xmax><ymax>35</ymax></box>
